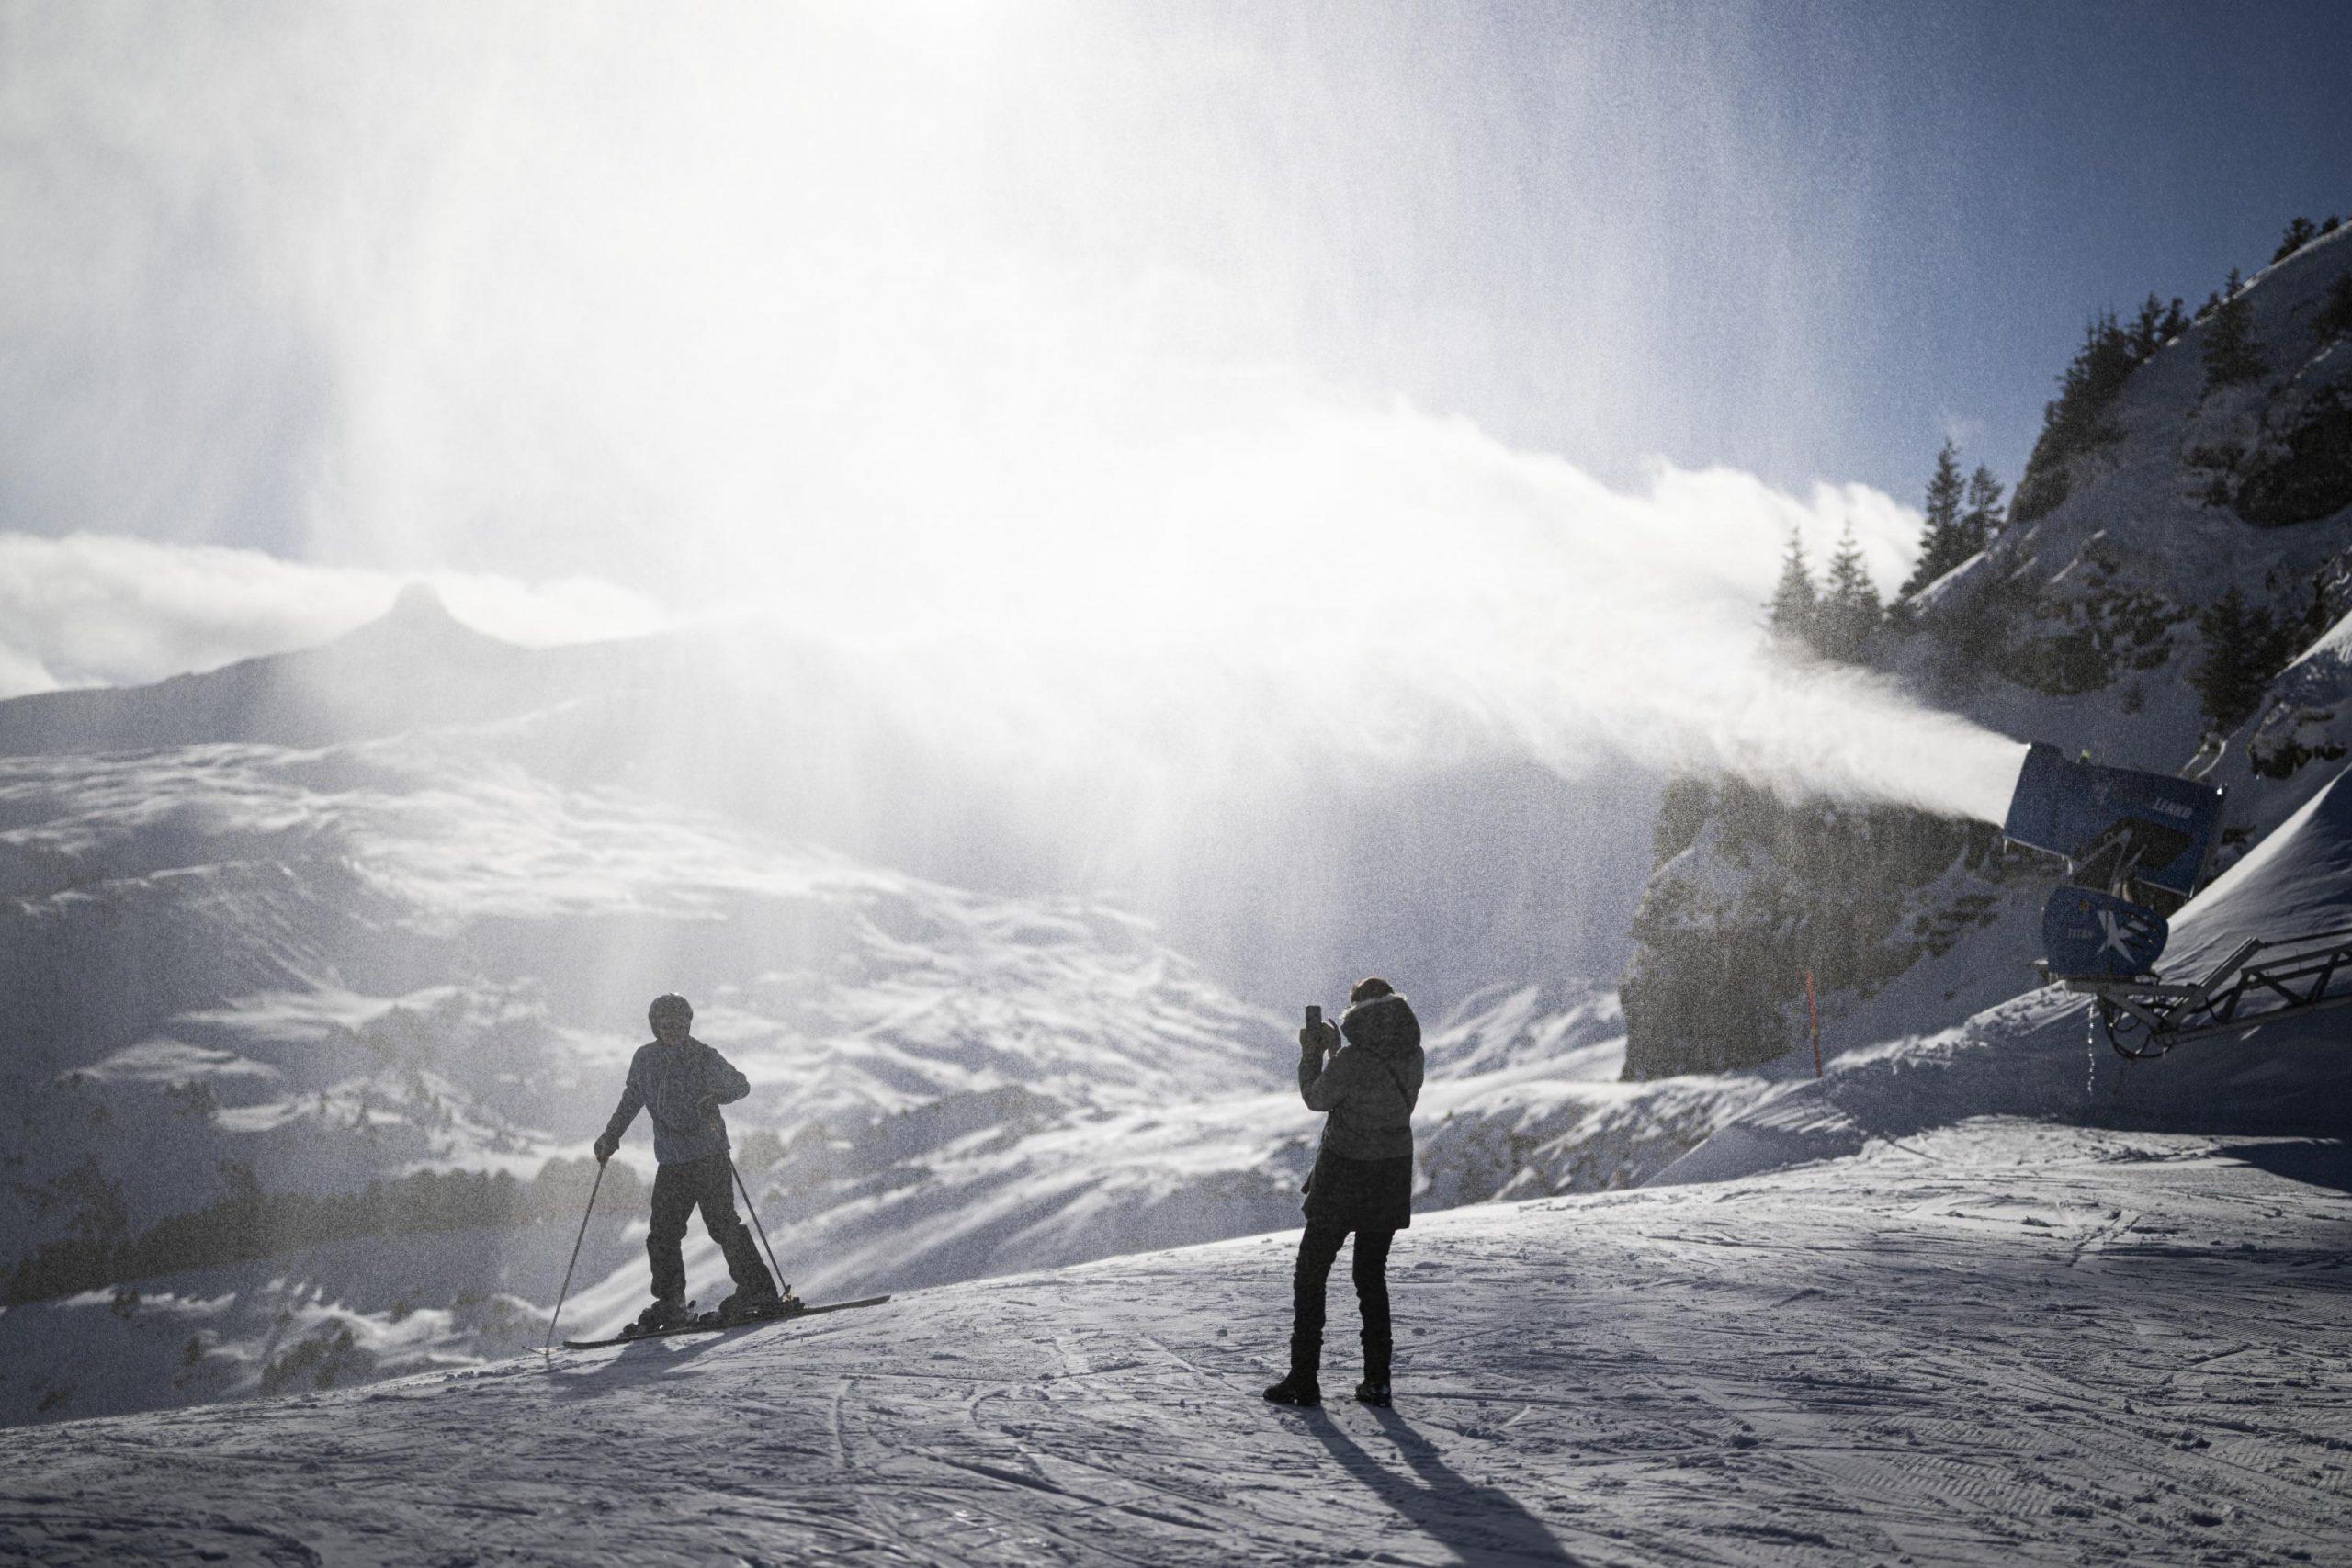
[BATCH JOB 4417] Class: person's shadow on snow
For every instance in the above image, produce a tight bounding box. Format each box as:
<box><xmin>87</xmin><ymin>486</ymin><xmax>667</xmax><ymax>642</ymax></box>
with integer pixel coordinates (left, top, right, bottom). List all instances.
<box><xmin>543</xmin><ymin>1325</ymin><xmax>764</xmax><ymax>1396</ymax></box>
<box><xmin>1301</xmin><ymin>1405</ymin><xmax>1579</xmax><ymax>1564</ymax></box>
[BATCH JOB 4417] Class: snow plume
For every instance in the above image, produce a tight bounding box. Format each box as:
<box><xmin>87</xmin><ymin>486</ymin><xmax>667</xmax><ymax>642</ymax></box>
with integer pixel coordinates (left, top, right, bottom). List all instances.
<box><xmin>0</xmin><ymin>534</ymin><xmax>663</xmax><ymax>696</ymax></box>
<box><xmin>764</xmin><ymin>378</ymin><xmax>2031</xmax><ymax>829</ymax></box>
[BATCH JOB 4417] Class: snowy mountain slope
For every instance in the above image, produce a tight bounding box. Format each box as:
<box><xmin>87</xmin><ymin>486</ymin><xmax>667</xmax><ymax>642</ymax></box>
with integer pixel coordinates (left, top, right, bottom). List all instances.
<box><xmin>2</xmin><ymin>1118</ymin><xmax>2344</xmax><ymax>1566</ymax></box>
<box><xmin>0</xmin><ymin>733</ymin><xmax>1276</xmax><ymax>1253</ymax></box>
<box><xmin>0</xmin><ymin>585</ymin><xmax>1681</xmax><ymax>1429</ymax></box>
<box><xmin>0</xmin><ymin>586</ymin><xmax>1655</xmax><ymax>1013</ymax></box>
<box><xmin>1625</xmin><ymin>226</ymin><xmax>2352</xmax><ymax>1080</ymax></box>
<box><xmin>0</xmin><ymin>1221</ymin><xmax>622</xmax><ymax>1427</ymax></box>
<box><xmin>0</xmin><ymin>723</ymin><xmax>1296</xmax><ymax>1427</ymax></box>
<box><xmin>0</xmin><ymin>705</ymin><xmax>1708</xmax><ymax>1427</ymax></box>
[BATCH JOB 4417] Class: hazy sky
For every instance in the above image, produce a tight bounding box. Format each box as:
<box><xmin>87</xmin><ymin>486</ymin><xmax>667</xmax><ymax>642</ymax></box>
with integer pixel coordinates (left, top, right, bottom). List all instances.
<box><xmin>0</xmin><ymin>1</ymin><xmax>2333</xmax><ymax>821</ymax></box>
<box><xmin>6</xmin><ymin>0</ymin><xmax>2345</xmax><ymax>578</ymax></box>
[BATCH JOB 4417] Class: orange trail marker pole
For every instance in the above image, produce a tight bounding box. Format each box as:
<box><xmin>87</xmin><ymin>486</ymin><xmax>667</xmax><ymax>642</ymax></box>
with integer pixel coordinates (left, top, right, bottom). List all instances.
<box><xmin>1805</xmin><ymin>969</ymin><xmax>1822</xmax><ymax>1077</ymax></box>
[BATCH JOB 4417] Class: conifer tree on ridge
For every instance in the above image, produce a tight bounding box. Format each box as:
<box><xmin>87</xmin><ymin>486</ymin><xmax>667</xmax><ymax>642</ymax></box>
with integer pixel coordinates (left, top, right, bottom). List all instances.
<box><xmin>1900</xmin><ymin>440</ymin><xmax>1970</xmax><ymax>597</ymax></box>
<box><xmin>2201</xmin><ymin>267</ymin><xmax>2264</xmax><ymax>389</ymax></box>
<box><xmin>1767</xmin><ymin>527</ymin><xmax>1819</xmax><ymax>649</ymax></box>
<box><xmin>1961</xmin><ymin>465</ymin><xmax>2005</xmax><ymax>555</ymax></box>
<box><xmin>1816</xmin><ymin>525</ymin><xmax>1882</xmax><ymax>662</ymax></box>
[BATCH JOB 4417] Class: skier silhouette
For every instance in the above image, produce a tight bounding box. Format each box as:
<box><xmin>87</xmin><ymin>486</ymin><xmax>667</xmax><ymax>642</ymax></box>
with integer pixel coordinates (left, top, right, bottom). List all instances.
<box><xmin>1266</xmin><ymin>976</ymin><xmax>1423</xmax><ymax>1409</ymax></box>
<box><xmin>594</xmin><ymin>994</ymin><xmax>783</xmax><ymax>1333</ymax></box>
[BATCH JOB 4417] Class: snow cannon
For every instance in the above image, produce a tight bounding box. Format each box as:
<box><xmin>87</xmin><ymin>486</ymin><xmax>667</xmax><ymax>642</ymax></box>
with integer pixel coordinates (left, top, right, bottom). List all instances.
<box><xmin>2001</xmin><ymin>742</ymin><xmax>2225</xmax><ymax>980</ymax></box>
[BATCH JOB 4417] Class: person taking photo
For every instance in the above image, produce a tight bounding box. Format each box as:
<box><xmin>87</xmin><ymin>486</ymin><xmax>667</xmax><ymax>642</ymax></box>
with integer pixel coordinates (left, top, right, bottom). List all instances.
<box><xmin>1264</xmin><ymin>976</ymin><xmax>1423</xmax><ymax>1409</ymax></box>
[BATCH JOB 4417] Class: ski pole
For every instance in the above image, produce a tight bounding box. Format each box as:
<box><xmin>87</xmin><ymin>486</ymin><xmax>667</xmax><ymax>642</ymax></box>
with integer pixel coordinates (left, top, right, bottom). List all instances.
<box><xmin>543</xmin><ymin>1158</ymin><xmax>605</xmax><ymax>1359</ymax></box>
<box><xmin>729</xmin><ymin>1153</ymin><xmax>788</xmax><ymax>1295</ymax></box>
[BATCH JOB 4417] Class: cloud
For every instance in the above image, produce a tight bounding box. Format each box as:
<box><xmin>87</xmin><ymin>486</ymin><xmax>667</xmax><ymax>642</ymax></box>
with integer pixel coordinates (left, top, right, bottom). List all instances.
<box><xmin>0</xmin><ymin>533</ymin><xmax>663</xmax><ymax>697</ymax></box>
<box><xmin>1937</xmin><ymin>410</ymin><xmax>1989</xmax><ymax>454</ymax></box>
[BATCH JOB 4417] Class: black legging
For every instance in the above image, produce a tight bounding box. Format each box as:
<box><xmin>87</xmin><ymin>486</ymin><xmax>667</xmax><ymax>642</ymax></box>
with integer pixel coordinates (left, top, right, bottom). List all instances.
<box><xmin>1290</xmin><ymin>1223</ymin><xmax>1395</xmax><ymax>1383</ymax></box>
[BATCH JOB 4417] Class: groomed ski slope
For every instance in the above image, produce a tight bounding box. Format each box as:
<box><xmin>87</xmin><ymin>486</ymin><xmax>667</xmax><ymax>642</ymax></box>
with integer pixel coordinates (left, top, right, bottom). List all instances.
<box><xmin>1</xmin><ymin>1118</ymin><xmax>2346</xmax><ymax>1566</ymax></box>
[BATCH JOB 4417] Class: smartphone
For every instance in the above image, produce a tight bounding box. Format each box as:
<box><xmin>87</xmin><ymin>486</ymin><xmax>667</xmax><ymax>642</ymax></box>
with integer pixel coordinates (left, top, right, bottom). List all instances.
<box><xmin>1305</xmin><ymin>1005</ymin><xmax>1321</xmax><ymax>1027</ymax></box>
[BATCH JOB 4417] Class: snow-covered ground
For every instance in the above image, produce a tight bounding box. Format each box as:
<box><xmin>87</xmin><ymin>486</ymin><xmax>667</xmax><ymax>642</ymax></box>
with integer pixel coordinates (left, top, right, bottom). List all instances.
<box><xmin>1</xmin><ymin>1117</ymin><xmax>2344</xmax><ymax>1566</ymax></box>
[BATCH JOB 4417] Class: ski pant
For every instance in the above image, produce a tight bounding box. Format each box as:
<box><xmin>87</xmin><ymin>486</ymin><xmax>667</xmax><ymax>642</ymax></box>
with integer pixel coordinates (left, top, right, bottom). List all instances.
<box><xmin>1289</xmin><ymin>1223</ymin><xmax>1395</xmax><ymax>1384</ymax></box>
<box><xmin>647</xmin><ymin>1154</ymin><xmax>775</xmax><ymax>1303</ymax></box>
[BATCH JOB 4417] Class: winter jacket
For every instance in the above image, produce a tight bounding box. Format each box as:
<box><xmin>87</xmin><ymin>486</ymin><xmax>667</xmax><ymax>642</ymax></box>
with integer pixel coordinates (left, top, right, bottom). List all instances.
<box><xmin>1303</xmin><ymin>1145</ymin><xmax>1414</xmax><ymax>1232</ymax></box>
<box><xmin>1299</xmin><ymin>991</ymin><xmax>1423</xmax><ymax>1163</ymax></box>
<box><xmin>602</xmin><ymin>1036</ymin><xmax>752</xmax><ymax>1166</ymax></box>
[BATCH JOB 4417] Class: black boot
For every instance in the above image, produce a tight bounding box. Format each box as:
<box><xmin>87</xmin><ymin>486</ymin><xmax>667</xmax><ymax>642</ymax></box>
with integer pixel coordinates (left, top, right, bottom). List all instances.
<box><xmin>718</xmin><ymin>1282</ymin><xmax>791</xmax><ymax>1323</ymax></box>
<box><xmin>1266</xmin><ymin>1334</ymin><xmax>1322</xmax><ymax>1406</ymax></box>
<box><xmin>1357</xmin><ymin>1331</ymin><xmax>1392</xmax><ymax>1405</ymax></box>
<box><xmin>629</xmin><ymin>1294</ymin><xmax>689</xmax><ymax>1336</ymax></box>
<box><xmin>1262</xmin><ymin>1371</ymin><xmax>1321</xmax><ymax>1407</ymax></box>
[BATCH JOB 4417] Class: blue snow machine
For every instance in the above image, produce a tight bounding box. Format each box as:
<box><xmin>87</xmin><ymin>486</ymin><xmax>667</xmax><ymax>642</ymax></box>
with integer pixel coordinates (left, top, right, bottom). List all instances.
<box><xmin>2007</xmin><ymin>742</ymin><xmax>2352</xmax><ymax>1060</ymax></box>
<box><xmin>2001</xmin><ymin>741</ymin><xmax>2226</xmax><ymax>982</ymax></box>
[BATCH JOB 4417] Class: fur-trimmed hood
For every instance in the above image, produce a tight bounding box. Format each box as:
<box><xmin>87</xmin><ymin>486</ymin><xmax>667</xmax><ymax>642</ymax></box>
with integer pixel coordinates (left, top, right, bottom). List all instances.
<box><xmin>1340</xmin><ymin>990</ymin><xmax>1420</xmax><ymax>1057</ymax></box>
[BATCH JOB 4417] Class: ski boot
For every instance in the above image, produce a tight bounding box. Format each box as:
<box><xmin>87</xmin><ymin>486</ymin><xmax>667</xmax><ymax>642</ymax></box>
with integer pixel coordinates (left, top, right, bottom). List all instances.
<box><xmin>1261</xmin><ymin>1373</ymin><xmax>1321</xmax><ymax>1408</ymax></box>
<box><xmin>717</xmin><ymin>1283</ymin><xmax>793</xmax><ymax>1324</ymax></box>
<box><xmin>1358</xmin><ymin>1333</ymin><xmax>1393</xmax><ymax>1406</ymax></box>
<box><xmin>627</xmin><ymin>1295</ymin><xmax>691</xmax><ymax>1337</ymax></box>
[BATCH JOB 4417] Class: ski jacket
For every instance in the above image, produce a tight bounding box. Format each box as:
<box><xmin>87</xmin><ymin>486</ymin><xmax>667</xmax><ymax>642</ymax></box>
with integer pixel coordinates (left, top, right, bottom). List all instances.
<box><xmin>602</xmin><ymin>1036</ymin><xmax>752</xmax><ymax>1166</ymax></box>
<box><xmin>1299</xmin><ymin>991</ymin><xmax>1423</xmax><ymax>1162</ymax></box>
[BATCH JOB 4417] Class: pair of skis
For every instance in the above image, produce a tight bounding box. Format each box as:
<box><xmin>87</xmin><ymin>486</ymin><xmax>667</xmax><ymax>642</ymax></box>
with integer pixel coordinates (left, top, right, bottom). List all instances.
<box><xmin>547</xmin><ymin>1156</ymin><xmax>888</xmax><ymax>1353</ymax></box>
<box><xmin>561</xmin><ymin>1293</ymin><xmax>891</xmax><ymax>1349</ymax></box>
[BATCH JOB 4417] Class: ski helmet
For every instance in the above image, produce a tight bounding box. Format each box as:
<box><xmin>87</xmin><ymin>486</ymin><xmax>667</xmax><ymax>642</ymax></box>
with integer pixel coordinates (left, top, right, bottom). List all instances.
<box><xmin>649</xmin><ymin>993</ymin><xmax>694</xmax><ymax>1026</ymax></box>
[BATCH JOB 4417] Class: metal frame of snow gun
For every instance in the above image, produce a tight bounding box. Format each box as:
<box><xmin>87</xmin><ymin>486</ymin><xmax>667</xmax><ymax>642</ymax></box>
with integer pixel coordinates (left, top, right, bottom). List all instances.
<box><xmin>2042</xmin><ymin>925</ymin><xmax>2352</xmax><ymax>1058</ymax></box>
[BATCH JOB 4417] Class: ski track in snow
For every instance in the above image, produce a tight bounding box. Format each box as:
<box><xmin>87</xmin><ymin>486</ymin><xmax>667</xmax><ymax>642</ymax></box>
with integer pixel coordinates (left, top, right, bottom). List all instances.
<box><xmin>2</xmin><ymin>1120</ymin><xmax>2346</xmax><ymax>1566</ymax></box>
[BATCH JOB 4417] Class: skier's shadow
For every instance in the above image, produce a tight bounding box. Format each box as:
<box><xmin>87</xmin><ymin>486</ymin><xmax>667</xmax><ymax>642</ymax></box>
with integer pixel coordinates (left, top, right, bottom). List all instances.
<box><xmin>544</xmin><ymin>1326</ymin><xmax>763</xmax><ymax>1396</ymax></box>
<box><xmin>1301</xmin><ymin>1405</ymin><xmax>1580</xmax><ymax>1564</ymax></box>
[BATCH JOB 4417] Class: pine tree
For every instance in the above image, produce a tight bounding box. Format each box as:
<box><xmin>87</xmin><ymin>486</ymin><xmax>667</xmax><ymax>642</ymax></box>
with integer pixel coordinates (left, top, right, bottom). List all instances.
<box><xmin>2193</xmin><ymin>587</ymin><xmax>2254</xmax><ymax>731</ymax></box>
<box><xmin>1961</xmin><ymin>465</ymin><xmax>2005</xmax><ymax>552</ymax></box>
<box><xmin>1900</xmin><ymin>440</ymin><xmax>1969</xmax><ymax>596</ymax></box>
<box><xmin>2315</xmin><ymin>273</ymin><xmax>2352</xmax><ymax>344</ymax></box>
<box><xmin>1816</xmin><ymin>525</ymin><xmax>1882</xmax><ymax>661</ymax></box>
<box><xmin>1766</xmin><ymin>528</ymin><xmax>1818</xmax><ymax>649</ymax></box>
<box><xmin>2201</xmin><ymin>268</ymin><xmax>2264</xmax><ymax>389</ymax></box>
<box><xmin>2274</xmin><ymin>217</ymin><xmax>2318</xmax><ymax>264</ymax></box>
<box><xmin>2159</xmin><ymin>298</ymin><xmax>2188</xmax><ymax>342</ymax></box>
<box><xmin>2011</xmin><ymin>311</ymin><xmax>2137</xmax><ymax>524</ymax></box>
<box><xmin>2129</xmin><ymin>293</ymin><xmax>2167</xmax><ymax>360</ymax></box>
<box><xmin>2192</xmin><ymin>585</ymin><xmax>2291</xmax><ymax>733</ymax></box>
